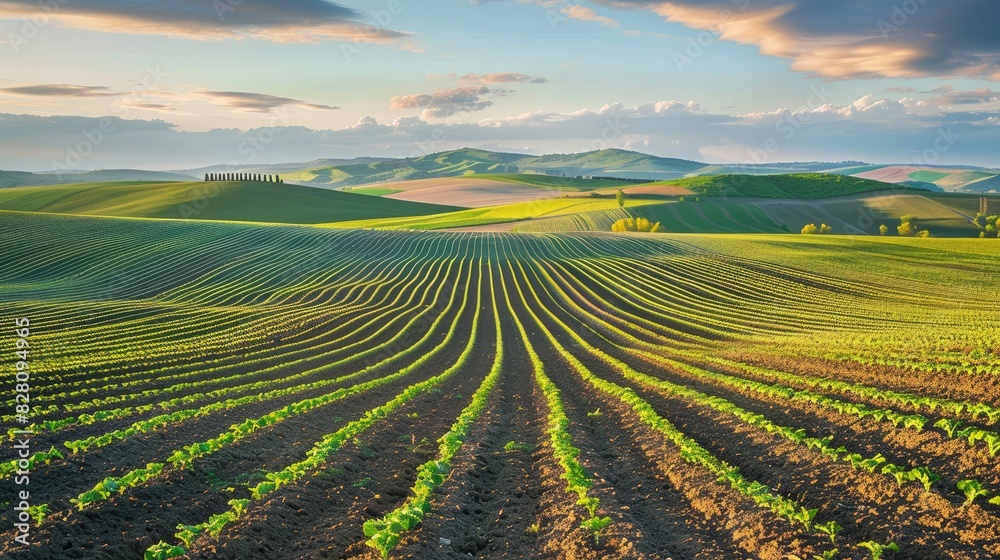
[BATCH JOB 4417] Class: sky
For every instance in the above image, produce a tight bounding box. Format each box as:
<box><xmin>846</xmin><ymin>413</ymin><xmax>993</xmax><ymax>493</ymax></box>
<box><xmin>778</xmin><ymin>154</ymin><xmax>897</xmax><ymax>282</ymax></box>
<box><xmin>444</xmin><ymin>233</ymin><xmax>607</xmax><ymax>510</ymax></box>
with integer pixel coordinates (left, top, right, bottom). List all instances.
<box><xmin>0</xmin><ymin>0</ymin><xmax>999</xmax><ymax>171</ymax></box>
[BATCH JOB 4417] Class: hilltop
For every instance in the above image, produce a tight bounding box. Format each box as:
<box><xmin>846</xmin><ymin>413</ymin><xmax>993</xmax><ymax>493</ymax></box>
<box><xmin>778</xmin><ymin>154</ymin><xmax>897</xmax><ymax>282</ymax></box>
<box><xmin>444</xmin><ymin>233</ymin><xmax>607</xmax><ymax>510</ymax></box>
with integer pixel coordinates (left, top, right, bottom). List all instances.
<box><xmin>0</xmin><ymin>180</ymin><xmax>457</xmax><ymax>224</ymax></box>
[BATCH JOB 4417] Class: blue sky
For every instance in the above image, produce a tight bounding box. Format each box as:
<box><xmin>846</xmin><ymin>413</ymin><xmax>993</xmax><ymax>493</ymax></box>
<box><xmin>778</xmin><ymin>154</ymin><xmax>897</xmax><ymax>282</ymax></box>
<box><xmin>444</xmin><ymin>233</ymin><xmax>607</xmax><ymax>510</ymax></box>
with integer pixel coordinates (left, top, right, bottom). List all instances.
<box><xmin>0</xmin><ymin>0</ymin><xmax>998</xmax><ymax>170</ymax></box>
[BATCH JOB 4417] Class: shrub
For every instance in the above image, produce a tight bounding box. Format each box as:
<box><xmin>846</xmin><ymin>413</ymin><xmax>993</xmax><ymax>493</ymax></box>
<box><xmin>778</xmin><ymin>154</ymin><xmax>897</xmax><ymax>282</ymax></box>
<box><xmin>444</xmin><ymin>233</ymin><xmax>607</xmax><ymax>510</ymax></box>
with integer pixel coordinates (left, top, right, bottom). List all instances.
<box><xmin>879</xmin><ymin>224</ymin><xmax>888</xmax><ymax>235</ymax></box>
<box><xmin>801</xmin><ymin>224</ymin><xmax>818</xmax><ymax>235</ymax></box>
<box><xmin>611</xmin><ymin>217</ymin><xmax>662</xmax><ymax>233</ymax></box>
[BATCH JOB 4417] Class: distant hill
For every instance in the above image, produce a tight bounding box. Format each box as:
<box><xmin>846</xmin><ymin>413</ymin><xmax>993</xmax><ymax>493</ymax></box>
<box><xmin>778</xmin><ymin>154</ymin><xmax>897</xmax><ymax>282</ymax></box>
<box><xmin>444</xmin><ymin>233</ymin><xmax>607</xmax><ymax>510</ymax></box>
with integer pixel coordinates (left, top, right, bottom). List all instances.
<box><xmin>516</xmin><ymin>148</ymin><xmax>707</xmax><ymax>179</ymax></box>
<box><xmin>273</xmin><ymin>148</ymin><xmax>531</xmax><ymax>187</ymax></box>
<box><xmin>6</xmin><ymin>149</ymin><xmax>996</xmax><ymax>194</ymax></box>
<box><xmin>824</xmin><ymin>164</ymin><xmax>998</xmax><ymax>192</ymax></box>
<box><xmin>175</xmin><ymin>157</ymin><xmax>393</xmax><ymax>177</ymax></box>
<box><xmin>237</xmin><ymin>148</ymin><xmax>706</xmax><ymax>188</ymax></box>
<box><xmin>0</xmin><ymin>169</ymin><xmax>198</xmax><ymax>188</ymax></box>
<box><xmin>0</xmin><ymin>180</ymin><xmax>457</xmax><ymax>224</ymax></box>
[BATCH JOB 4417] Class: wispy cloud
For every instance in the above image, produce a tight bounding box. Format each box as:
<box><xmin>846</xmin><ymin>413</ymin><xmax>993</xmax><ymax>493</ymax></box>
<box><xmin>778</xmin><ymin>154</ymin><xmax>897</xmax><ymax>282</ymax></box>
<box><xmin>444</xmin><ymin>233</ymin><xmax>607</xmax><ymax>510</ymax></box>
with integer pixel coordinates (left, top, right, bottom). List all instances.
<box><xmin>198</xmin><ymin>91</ymin><xmax>338</xmax><ymax>113</ymax></box>
<box><xmin>459</xmin><ymin>73</ymin><xmax>549</xmax><ymax>84</ymax></box>
<box><xmin>561</xmin><ymin>5</ymin><xmax>618</xmax><ymax>28</ymax></box>
<box><xmin>932</xmin><ymin>88</ymin><xmax>1000</xmax><ymax>106</ymax></box>
<box><xmin>0</xmin><ymin>84</ymin><xmax>121</xmax><ymax>97</ymax></box>
<box><xmin>390</xmin><ymin>85</ymin><xmax>508</xmax><ymax>119</ymax></box>
<box><xmin>0</xmin><ymin>0</ymin><xmax>408</xmax><ymax>43</ymax></box>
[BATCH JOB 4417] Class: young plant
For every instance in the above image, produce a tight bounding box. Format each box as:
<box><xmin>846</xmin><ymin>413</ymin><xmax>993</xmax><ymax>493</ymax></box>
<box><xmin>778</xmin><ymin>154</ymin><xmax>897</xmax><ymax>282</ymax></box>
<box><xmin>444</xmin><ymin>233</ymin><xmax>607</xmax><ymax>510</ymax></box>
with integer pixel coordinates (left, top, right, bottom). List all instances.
<box><xmin>792</xmin><ymin>507</ymin><xmax>819</xmax><ymax>532</ymax></box>
<box><xmin>815</xmin><ymin>520</ymin><xmax>842</xmax><ymax>544</ymax></box>
<box><xmin>27</xmin><ymin>504</ymin><xmax>49</xmax><ymax>527</ymax></box>
<box><xmin>858</xmin><ymin>541</ymin><xmax>899</xmax><ymax>560</ymax></box>
<box><xmin>144</xmin><ymin>541</ymin><xmax>186</xmax><ymax>560</ymax></box>
<box><xmin>580</xmin><ymin>515</ymin><xmax>612</xmax><ymax>545</ymax></box>
<box><xmin>813</xmin><ymin>549</ymin><xmax>839</xmax><ymax>560</ymax></box>
<box><xmin>956</xmin><ymin>479</ymin><xmax>988</xmax><ymax>506</ymax></box>
<box><xmin>503</xmin><ymin>441</ymin><xmax>533</xmax><ymax>453</ymax></box>
<box><xmin>909</xmin><ymin>467</ymin><xmax>940</xmax><ymax>493</ymax></box>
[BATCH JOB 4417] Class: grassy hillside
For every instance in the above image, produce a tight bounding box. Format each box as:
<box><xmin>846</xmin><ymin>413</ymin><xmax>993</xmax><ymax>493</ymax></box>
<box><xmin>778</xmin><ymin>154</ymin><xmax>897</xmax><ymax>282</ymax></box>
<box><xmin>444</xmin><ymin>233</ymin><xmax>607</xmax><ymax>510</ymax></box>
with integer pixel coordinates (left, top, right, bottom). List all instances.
<box><xmin>322</xmin><ymin>197</ymin><xmax>662</xmax><ymax>230</ymax></box>
<box><xmin>514</xmin><ymin>201</ymin><xmax>784</xmax><ymax>234</ymax></box>
<box><xmin>654</xmin><ymin>173</ymin><xmax>910</xmax><ymax>199</ymax></box>
<box><xmin>514</xmin><ymin>192</ymin><xmax>989</xmax><ymax>237</ymax></box>
<box><xmin>0</xmin><ymin>180</ymin><xmax>457</xmax><ymax>224</ymax></box>
<box><xmin>464</xmin><ymin>173</ymin><xmax>646</xmax><ymax>191</ymax></box>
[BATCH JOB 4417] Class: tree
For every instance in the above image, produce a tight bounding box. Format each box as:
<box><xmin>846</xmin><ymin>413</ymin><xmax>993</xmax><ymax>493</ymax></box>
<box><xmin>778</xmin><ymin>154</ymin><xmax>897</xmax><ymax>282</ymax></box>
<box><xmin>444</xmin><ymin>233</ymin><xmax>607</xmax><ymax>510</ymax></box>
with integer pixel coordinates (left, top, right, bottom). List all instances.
<box><xmin>819</xmin><ymin>224</ymin><xmax>832</xmax><ymax>235</ymax></box>
<box><xmin>916</xmin><ymin>229</ymin><xmax>931</xmax><ymax>238</ymax></box>
<box><xmin>897</xmin><ymin>222</ymin><xmax>917</xmax><ymax>236</ymax></box>
<box><xmin>616</xmin><ymin>189</ymin><xmax>625</xmax><ymax>208</ymax></box>
<box><xmin>879</xmin><ymin>224</ymin><xmax>888</xmax><ymax>235</ymax></box>
<box><xmin>801</xmin><ymin>223</ymin><xmax>818</xmax><ymax>235</ymax></box>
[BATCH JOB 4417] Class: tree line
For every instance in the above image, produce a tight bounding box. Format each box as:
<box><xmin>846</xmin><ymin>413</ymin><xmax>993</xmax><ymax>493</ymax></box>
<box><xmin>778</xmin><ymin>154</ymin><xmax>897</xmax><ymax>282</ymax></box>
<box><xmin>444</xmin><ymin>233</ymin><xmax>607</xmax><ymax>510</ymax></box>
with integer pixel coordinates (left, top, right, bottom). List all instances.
<box><xmin>205</xmin><ymin>173</ymin><xmax>283</xmax><ymax>183</ymax></box>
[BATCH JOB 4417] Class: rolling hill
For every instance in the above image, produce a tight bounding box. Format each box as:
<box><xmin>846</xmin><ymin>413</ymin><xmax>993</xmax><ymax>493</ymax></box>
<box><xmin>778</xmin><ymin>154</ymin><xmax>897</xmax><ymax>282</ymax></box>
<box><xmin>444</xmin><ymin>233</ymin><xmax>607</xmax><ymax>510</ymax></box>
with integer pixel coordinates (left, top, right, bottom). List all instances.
<box><xmin>242</xmin><ymin>148</ymin><xmax>706</xmax><ymax>188</ymax></box>
<box><xmin>826</xmin><ymin>164</ymin><xmax>1000</xmax><ymax>192</ymax></box>
<box><xmin>0</xmin><ymin>169</ymin><xmax>199</xmax><ymax>188</ymax></box>
<box><xmin>513</xmin><ymin>192</ymin><xmax>985</xmax><ymax>236</ymax></box>
<box><xmin>322</xmin><ymin>197</ymin><xmax>664</xmax><ymax>230</ymax></box>
<box><xmin>345</xmin><ymin>174</ymin><xmax>652</xmax><ymax>207</ymax></box>
<box><xmin>0</xmin><ymin>180</ymin><xmax>458</xmax><ymax>224</ymax></box>
<box><xmin>645</xmin><ymin>173</ymin><xmax>921</xmax><ymax>199</ymax></box>
<box><xmin>12</xmin><ymin>149</ymin><xmax>996</xmax><ymax>195</ymax></box>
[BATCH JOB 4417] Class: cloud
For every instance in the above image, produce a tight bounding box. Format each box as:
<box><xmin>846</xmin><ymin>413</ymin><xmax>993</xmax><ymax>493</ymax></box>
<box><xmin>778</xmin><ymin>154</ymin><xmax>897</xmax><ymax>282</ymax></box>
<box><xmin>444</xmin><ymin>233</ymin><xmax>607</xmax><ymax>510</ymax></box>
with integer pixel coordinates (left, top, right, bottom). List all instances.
<box><xmin>458</xmin><ymin>73</ymin><xmax>549</xmax><ymax>84</ymax></box>
<box><xmin>0</xmin><ymin>84</ymin><xmax>121</xmax><ymax>97</ymax></box>
<box><xmin>581</xmin><ymin>0</ymin><xmax>1000</xmax><ymax>80</ymax></box>
<box><xmin>199</xmin><ymin>91</ymin><xmax>338</xmax><ymax>113</ymax></box>
<box><xmin>390</xmin><ymin>85</ymin><xmax>508</xmax><ymax>119</ymax></box>
<box><xmin>0</xmin><ymin>0</ymin><xmax>407</xmax><ymax>43</ymax></box>
<box><xmin>3</xmin><ymin>95</ymin><xmax>1000</xmax><ymax>170</ymax></box>
<box><xmin>932</xmin><ymin>88</ymin><xmax>1000</xmax><ymax>105</ymax></box>
<box><xmin>120</xmin><ymin>102</ymin><xmax>178</xmax><ymax>113</ymax></box>
<box><xmin>561</xmin><ymin>5</ymin><xmax>619</xmax><ymax>27</ymax></box>
<box><xmin>519</xmin><ymin>0</ymin><xmax>619</xmax><ymax>27</ymax></box>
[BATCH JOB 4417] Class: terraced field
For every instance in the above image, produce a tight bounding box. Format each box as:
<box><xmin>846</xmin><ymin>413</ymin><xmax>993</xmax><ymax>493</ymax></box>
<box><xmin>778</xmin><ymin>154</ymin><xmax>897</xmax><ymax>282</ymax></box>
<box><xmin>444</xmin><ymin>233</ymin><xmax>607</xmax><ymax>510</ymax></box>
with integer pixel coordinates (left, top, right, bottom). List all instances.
<box><xmin>1</xmin><ymin>210</ymin><xmax>998</xmax><ymax>560</ymax></box>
